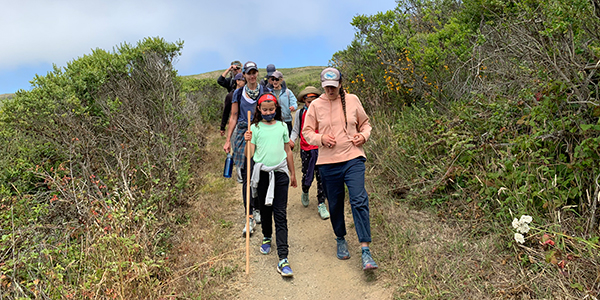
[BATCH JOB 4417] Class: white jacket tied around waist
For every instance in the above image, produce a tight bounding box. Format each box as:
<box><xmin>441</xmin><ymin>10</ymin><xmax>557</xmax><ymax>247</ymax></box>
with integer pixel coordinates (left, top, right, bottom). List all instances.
<box><xmin>250</xmin><ymin>159</ymin><xmax>290</xmax><ymax>206</ymax></box>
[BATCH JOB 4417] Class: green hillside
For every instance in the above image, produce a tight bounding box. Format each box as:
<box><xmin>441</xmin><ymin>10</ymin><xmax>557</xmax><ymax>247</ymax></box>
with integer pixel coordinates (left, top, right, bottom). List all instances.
<box><xmin>0</xmin><ymin>93</ymin><xmax>13</xmax><ymax>100</ymax></box>
<box><xmin>184</xmin><ymin>65</ymin><xmax>325</xmax><ymax>92</ymax></box>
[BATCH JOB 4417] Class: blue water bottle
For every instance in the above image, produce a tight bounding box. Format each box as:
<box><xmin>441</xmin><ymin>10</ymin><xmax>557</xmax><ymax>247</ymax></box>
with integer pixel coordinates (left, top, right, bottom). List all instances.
<box><xmin>223</xmin><ymin>153</ymin><xmax>233</xmax><ymax>178</ymax></box>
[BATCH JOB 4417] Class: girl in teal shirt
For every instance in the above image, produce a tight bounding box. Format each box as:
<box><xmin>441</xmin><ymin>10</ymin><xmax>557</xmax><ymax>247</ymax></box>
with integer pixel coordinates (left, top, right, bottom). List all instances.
<box><xmin>245</xmin><ymin>93</ymin><xmax>297</xmax><ymax>277</ymax></box>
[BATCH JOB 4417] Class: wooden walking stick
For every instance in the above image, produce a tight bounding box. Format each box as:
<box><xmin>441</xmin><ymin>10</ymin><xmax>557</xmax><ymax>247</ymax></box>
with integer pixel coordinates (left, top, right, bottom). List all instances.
<box><xmin>245</xmin><ymin>110</ymin><xmax>251</xmax><ymax>275</ymax></box>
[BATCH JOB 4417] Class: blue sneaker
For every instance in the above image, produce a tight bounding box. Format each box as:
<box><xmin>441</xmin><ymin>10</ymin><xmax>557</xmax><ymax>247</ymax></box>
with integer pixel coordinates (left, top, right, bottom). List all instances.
<box><xmin>336</xmin><ymin>237</ymin><xmax>350</xmax><ymax>260</ymax></box>
<box><xmin>260</xmin><ymin>237</ymin><xmax>271</xmax><ymax>255</ymax></box>
<box><xmin>277</xmin><ymin>258</ymin><xmax>293</xmax><ymax>277</ymax></box>
<box><xmin>361</xmin><ymin>248</ymin><xmax>378</xmax><ymax>270</ymax></box>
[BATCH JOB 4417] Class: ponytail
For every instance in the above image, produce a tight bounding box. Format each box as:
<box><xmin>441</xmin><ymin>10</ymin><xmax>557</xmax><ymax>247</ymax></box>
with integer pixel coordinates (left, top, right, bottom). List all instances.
<box><xmin>339</xmin><ymin>84</ymin><xmax>347</xmax><ymax>127</ymax></box>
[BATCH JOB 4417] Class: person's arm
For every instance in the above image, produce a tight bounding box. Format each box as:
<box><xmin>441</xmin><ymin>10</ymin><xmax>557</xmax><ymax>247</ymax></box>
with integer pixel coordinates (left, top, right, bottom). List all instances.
<box><xmin>302</xmin><ymin>104</ymin><xmax>323</xmax><ymax>147</ymax></box>
<box><xmin>217</xmin><ymin>65</ymin><xmax>234</xmax><ymax>89</ymax></box>
<box><xmin>223</xmin><ymin>95</ymin><xmax>239</xmax><ymax>153</ymax></box>
<box><xmin>245</xmin><ymin>129</ymin><xmax>256</xmax><ymax>157</ymax></box>
<box><xmin>288</xmin><ymin>90</ymin><xmax>298</xmax><ymax>111</ymax></box>
<box><xmin>289</xmin><ymin>110</ymin><xmax>301</xmax><ymax>148</ymax></box>
<box><xmin>353</xmin><ymin>95</ymin><xmax>372</xmax><ymax>146</ymax></box>
<box><xmin>285</xmin><ymin>142</ymin><xmax>297</xmax><ymax>188</ymax></box>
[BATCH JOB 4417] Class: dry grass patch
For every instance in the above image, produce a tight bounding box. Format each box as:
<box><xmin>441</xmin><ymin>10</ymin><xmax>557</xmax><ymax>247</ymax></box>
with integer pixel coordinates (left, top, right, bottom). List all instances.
<box><xmin>156</xmin><ymin>129</ymin><xmax>245</xmax><ymax>299</ymax></box>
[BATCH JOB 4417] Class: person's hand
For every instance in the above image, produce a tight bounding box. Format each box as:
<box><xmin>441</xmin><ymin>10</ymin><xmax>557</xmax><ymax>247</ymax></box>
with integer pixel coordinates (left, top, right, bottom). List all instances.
<box><xmin>290</xmin><ymin>106</ymin><xmax>296</xmax><ymax>112</ymax></box>
<box><xmin>244</xmin><ymin>130</ymin><xmax>252</xmax><ymax>141</ymax></box>
<box><xmin>223</xmin><ymin>140</ymin><xmax>231</xmax><ymax>153</ymax></box>
<box><xmin>290</xmin><ymin>175</ymin><xmax>297</xmax><ymax>188</ymax></box>
<box><xmin>321</xmin><ymin>134</ymin><xmax>336</xmax><ymax>148</ymax></box>
<box><xmin>220</xmin><ymin>130</ymin><xmax>225</xmax><ymax>136</ymax></box>
<box><xmin>352</xmin><ymin>133</ymin><xmax>366</xmax><ymax>146</ymax></box>
<box><xmin>289</xmin><ymin>140</ymin><xmax>295</xmax><ymax>150</ymax></box>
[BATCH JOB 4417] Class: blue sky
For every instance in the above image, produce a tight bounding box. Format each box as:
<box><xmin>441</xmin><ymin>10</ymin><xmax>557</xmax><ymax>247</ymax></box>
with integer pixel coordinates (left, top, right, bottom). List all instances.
<box><xmin>0</xmin><ymin>0</ymin><xmax>397</xmax><ymax>94</ymax></box>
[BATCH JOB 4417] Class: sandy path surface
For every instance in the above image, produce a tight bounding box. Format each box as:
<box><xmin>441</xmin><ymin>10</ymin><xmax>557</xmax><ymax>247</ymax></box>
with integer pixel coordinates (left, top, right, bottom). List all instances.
<box><xmin>233</xmin><ymin>156</ymin><xmax>393</xmax><ymax>300</ymax></box>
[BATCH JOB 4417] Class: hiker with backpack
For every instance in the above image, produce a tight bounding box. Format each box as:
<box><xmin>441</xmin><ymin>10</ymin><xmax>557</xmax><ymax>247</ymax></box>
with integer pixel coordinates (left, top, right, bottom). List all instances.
<box><xmin>269</xmin><ymin>71</ymin><xmax>297</xmax><ymax>136</ymax></box>
<box><xmin>223</xmin><ymin>61</ymin><xmax>271</xmax><ymax>236</ymax></box>
<box><xmin>289</xmin><ymin>86</ymin><xmax>330</xmax><ymax>220</ymax></box>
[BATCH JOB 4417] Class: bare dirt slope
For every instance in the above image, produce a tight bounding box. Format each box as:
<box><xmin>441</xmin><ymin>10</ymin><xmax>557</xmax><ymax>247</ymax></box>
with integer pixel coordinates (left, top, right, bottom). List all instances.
<box><xmin>233</xmin><ymin>156</ymin><xmax>393</xmax><ymax>300</ymax></box>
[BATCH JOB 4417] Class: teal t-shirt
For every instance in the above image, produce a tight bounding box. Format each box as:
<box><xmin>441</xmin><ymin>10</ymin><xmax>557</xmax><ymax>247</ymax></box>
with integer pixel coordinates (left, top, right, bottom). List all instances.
<box><xmin>251</xmin><ymin>121</ymin><xmax>290</xmax><ymax>167</ymax></box>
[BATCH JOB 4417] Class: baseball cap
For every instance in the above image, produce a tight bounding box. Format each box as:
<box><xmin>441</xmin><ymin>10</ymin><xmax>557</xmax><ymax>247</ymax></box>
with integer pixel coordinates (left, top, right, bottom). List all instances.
<box><xmin>234</xmin><ymin>73</ymin><xmax>244</xmax><ymax>80</ymax></box>
<box><xmin>271</xmin><ymin>71</ymin><xmax>283</xmax><ymax>79</ymax></box>
<box><xmin>320</xmin><ymin>67</ymin><xmax>341</xmax><ymax>88</ymax></box>
<box><xmin>243</xmin><ymin>61</ymin><xmax>258</xmax><ymax>73</ymax></box>
<box><xmin>266</xmin><ymin>64</ymin><xmax>276</xmax><ymax>76</ymax></box>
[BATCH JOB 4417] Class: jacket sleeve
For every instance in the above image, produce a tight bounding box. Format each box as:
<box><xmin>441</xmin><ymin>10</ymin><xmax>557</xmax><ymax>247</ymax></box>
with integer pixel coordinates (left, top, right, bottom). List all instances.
<box><xmin>290</xmin><ymin>110</ymin><xmax>302</xmax><ymax>142</ymax></box>
<box><xmin>288</xmin><ymin>90</ymin><xmax>298</xmax><ymax>110</ymax></box>
<box><xmin>217</xmin><ymin>75</ymin><xmax>232</xmax><ymax>90</ymax></box>
<box><xmin>302</xmin><ymin>105</ymin><xmax>323</xmax><ymax>147</ymax></box>
<box><xmin>354</xmin><ymin>95</ymin><xmax>372</xmax><ymax>141</ymax></box>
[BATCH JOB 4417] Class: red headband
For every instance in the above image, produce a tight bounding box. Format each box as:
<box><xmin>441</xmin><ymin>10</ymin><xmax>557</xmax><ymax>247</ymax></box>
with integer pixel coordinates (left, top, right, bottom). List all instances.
<box><xmin>258</xmin><ymin>94</ymin><xmax>277</xmax><ymax>105</ymax></box>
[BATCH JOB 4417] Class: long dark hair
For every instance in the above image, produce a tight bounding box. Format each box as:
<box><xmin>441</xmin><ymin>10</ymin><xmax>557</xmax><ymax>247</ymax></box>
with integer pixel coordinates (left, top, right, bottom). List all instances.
<box><xmin>338</xmin><ymin>77</ymin><xmax>347</xmax><ymax>127</ymax></box>
<box><xmin>252</xmin><ymin>92</ymin><xmax>283</xmax><ymax>127</ymax></box>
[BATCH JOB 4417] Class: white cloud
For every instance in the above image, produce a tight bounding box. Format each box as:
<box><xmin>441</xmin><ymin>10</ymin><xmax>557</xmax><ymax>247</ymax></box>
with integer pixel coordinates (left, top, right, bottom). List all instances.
<box><xmin>0</xmin><ymin>0</ymin><xmax>396</xmax><ymax>92</ymax></box>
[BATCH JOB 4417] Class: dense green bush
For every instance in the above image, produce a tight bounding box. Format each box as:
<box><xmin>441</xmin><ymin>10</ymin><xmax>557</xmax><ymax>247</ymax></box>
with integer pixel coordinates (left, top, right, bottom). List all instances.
<box><xmin>337</xmin><ymin>0</ymin><xmax>600</xmax><ymax>297</ymax></box>
<box><xmin>0</xmin><ymin>37</ymin><xmax>201</xmax><ymax>299</ymax></box>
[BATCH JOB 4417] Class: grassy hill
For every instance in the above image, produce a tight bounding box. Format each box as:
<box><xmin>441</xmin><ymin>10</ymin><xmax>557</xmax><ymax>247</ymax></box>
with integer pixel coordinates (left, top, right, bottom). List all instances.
<box><xmin>0</xmin><ymin>93</ymin><xmax>13</xmax><ymax>100</ymax></box>
<box><xmin>183</xmin><ymin>65</ymin><xmax>325</xmax><ymax>92</ymax></box>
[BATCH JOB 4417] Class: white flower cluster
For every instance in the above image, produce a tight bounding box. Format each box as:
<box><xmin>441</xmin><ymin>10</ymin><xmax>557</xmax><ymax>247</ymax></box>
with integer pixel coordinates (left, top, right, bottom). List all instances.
<box><xmin>512</xmin><ymin>215</ymin><xmax>533</xmax><ymax>244</ymax></box>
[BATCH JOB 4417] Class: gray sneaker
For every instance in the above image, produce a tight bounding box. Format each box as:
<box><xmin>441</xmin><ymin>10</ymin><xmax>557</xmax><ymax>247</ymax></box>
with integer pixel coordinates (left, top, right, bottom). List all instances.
<box><xmin>253</xmin><ymin>209</ymin><xmax>262</xmax><ymax>224</ymax></box>
<box><xmin>242</xmin><ymin>217</ymin><xmax>256</xmax><ymax>236</ymax></box>
<box><xmin>301</xmin><ymin>192</ymin><xmax>309</xmax><ymax>207</ymax></box>
<box><xmin>318</xmin><ymin>203</ymin><xmax>330</xmax><ymax>220</ymax></box>
<box><xmin>336</xmin><ymin>237</ymin><xmax>350</xmax><ymax>260</ymax></box>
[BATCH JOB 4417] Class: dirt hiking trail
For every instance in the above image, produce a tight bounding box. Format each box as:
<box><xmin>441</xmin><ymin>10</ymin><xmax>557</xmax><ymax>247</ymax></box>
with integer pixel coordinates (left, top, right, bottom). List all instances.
<box><xmin>232</xmin><ymin>152</ymin><xmax>393</xmax><ymax>299</ymax></box>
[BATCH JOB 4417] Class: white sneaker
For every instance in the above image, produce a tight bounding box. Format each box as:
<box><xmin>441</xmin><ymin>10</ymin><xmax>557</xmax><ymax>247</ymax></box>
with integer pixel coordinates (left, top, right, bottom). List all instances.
<box><xmin>242</xmin><ymin>217</ymin><xmax>256</xmax><ymax>236</ymax></box>
<box><xmin>253</xmin><ymin>209</ymin><xmax>262</xmax><ymax>224</ymax></box>
<box><xmin>236</xmin><ymin>168</ymin><xmax>243</xmax><ymax>183</ymax></box>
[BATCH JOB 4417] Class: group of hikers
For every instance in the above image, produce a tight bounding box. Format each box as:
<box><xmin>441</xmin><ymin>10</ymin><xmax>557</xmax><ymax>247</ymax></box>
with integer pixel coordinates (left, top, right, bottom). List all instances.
<box><xmin>218</xmin><ymin>61</ymin><xmax>377</xmax><ymax>277</ymax></box>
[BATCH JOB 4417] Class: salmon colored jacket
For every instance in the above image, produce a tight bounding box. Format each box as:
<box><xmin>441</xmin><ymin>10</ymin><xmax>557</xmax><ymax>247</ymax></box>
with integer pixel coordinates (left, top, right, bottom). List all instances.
<box><xmin>302</xmin><ymin>93</ymin><xmax>372</xmax><ymax>165</ymax></box>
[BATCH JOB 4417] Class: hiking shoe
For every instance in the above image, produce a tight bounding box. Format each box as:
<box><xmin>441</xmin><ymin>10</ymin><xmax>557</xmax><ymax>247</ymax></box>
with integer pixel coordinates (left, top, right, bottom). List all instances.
<box><xmin>301</xmin><ymin>192</ymin><xmax>309</xmax><ymax>207</ymax></box>
<box><xmin>336</xmin><ymin>237</ymin><xmax>350</xmax><ymax>260</ymax></box>
<box><xmin>361</xmin><ymin>248</ymin><xmax>378</xmax><ymax>270</ymax></box>
<box><xmin>277</xmin><ymin>258</ymin><xmax>293</xmax><ymax>277</ymax></box>
<box><xmin>260</xmin><ymin>237</ymin><xmax>272</xmax><ymax>254</ymax></box>
<box><xmin>236</xmin><ymin>168</ymin><xmax>243</xmax><ymax>183</ymax></box>
<box><xmin>242</xmin><ymin>217</ymin><xmax>256</xmax><ymax>236</ymax></box>
<box><xmin>318</xmin><ymin>203</ymin><xmax>330</xmax><ymax>220</ymax></box>
<box><xmin>253</xmin><ymin>209</ymin><xmax>262</xmax><ymax>224</ymax></box>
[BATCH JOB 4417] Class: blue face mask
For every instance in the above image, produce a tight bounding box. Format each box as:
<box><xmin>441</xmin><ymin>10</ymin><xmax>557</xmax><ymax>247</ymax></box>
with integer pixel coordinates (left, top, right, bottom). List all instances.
<box><xmin>262</xmin><ymin>113</ymin><xmax>276</xmax><ymax>121</ymax></box>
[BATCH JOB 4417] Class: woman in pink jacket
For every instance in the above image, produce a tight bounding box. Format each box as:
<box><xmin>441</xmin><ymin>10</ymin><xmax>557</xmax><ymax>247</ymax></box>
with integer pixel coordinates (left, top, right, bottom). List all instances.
<box><xmin>301</xmin><ymin>67</ymin><xmax>378</xmax><ymax>270</ymax></box>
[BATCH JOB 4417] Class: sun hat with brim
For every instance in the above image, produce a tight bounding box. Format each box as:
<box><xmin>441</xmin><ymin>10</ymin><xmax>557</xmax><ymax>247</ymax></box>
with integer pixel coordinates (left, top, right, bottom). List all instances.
<box><xmin>320</xmin><ymin>67</ymin><xmax>341</xmax><ymax>88</ymax></box>
<box><xmin>297</xmin><ymin>86</ymin><xmax>322</xmax><ymax>103</ymax></box>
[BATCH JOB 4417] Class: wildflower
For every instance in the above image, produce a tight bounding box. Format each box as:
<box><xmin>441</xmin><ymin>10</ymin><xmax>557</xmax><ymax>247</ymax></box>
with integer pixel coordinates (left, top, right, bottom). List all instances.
<box><xmin>512</xmin><ymin>218</ymin><xmax>530</xmax><ymax>233</ymax></box>
<box><xmin>514</xmin><ymin>233</ymin><xmax>525</xmax><ymax>244</ymax></box>
<box><xmin>520</xmin><ymin>215</ymin><xmax>533</xmax><ymax>224</ymax></box>
<box><xmin>512</xmin><ymin>218</ymin><xmax>520</xmax><ymax>229</ymax></box>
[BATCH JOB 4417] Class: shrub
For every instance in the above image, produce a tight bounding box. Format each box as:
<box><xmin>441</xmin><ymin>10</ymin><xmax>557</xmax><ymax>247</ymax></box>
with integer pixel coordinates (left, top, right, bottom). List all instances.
<box><xmin>0</xmin><ymin>37</ymin><xmax>201</xmax><ymax>299</ymax></box>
